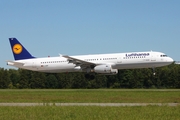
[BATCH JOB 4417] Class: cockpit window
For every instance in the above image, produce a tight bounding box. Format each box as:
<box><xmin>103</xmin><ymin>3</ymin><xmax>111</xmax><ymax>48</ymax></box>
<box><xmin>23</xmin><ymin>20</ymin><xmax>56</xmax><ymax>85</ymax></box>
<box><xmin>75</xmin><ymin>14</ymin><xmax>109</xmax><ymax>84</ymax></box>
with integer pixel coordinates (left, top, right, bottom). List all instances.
<box><xmin>160</xmin><ymin>55</ymin><xmax>167</xmax><ymax>57</ymax></box>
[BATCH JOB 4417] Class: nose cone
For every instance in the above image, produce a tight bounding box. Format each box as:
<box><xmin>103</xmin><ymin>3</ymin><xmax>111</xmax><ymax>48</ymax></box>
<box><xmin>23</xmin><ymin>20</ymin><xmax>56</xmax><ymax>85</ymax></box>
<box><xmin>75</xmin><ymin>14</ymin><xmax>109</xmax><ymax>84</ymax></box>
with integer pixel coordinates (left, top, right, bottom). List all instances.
<box><xmin>167</xmin><ymin>57</ymin><xmax>174</xmax><ymax>64</ymax></box>
<box><xmin>169</xmin><ymin>57</ymin><xmax>174</xmax><ymax>62</ymax></box>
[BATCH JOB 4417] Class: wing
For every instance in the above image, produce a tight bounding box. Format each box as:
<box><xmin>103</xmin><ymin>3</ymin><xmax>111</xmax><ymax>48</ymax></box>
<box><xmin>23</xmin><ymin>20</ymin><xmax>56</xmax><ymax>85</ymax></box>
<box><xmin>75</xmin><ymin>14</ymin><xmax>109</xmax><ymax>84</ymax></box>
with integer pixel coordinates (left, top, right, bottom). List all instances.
<box><xmin>63</xmin><ymin>55</ymin><xmax>96</xmax><ymax>70</ymax></box>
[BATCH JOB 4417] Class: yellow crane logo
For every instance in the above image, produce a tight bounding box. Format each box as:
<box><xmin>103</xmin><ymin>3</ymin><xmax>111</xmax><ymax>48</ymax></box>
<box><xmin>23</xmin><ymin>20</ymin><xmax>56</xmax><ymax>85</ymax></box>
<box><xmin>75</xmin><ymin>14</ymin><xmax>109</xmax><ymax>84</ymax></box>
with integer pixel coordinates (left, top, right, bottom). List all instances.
<box><xmin>13</xmin><ymin>44</ymin><xmax>23</xmax><ymax>54</ymax></box>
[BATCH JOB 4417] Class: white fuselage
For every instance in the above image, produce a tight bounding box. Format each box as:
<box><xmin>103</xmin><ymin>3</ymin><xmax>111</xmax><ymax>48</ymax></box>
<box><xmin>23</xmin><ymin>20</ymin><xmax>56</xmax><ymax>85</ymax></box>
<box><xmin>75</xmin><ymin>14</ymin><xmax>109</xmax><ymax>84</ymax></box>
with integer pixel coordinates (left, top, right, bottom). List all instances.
<box><xmin>8</xmin><ymin>51</ymin><xmax>173</xmax><ymax>73</ymax></box>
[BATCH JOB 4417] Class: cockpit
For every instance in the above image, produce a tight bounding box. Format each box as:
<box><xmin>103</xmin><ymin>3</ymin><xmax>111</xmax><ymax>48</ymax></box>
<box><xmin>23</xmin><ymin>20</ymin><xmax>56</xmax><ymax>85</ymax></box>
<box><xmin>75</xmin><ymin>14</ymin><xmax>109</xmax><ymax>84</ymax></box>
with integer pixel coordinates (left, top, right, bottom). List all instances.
<box><xmin>160</xmin><ymin>55</ymin><xmax>167</xmax><ymax>57</ymax></box>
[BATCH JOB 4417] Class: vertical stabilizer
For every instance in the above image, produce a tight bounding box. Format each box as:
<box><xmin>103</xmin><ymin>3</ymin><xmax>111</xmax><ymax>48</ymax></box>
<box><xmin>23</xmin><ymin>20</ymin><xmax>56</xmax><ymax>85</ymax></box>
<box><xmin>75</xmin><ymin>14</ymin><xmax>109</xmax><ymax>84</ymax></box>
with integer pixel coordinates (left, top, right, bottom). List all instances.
<box><xmin>9</xmin><ymin>38</ymin><xmax>35</xmax><ymax>60</ymax></box>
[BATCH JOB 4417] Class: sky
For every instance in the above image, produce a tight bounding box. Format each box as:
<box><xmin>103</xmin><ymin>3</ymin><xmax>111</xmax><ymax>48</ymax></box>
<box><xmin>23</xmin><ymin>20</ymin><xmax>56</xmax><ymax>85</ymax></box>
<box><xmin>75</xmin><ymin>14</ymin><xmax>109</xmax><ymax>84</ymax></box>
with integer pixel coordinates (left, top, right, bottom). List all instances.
<box><xmin>1</xmin><ymin>0</ymin><xmax>180</xmax><ymax>69</ymax></box>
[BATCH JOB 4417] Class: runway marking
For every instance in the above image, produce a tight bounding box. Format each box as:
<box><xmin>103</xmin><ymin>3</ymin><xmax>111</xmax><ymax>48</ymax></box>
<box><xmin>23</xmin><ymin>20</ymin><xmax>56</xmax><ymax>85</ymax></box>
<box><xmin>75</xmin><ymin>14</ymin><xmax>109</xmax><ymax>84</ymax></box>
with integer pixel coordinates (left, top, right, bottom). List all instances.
<box><xmin>0</xmin><ymin>103</ymin><xmax>179</xmax><ymax>106</ymax></box>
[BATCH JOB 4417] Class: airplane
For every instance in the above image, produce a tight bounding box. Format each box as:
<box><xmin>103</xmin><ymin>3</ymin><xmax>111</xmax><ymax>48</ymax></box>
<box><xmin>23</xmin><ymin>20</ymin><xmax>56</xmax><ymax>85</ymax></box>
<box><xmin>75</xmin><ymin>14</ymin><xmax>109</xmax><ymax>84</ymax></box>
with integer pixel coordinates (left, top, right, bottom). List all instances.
<box><xmin>7</xmin><ymin>38</ymin><xmax>174</xmax><ymax>79</ymax></box>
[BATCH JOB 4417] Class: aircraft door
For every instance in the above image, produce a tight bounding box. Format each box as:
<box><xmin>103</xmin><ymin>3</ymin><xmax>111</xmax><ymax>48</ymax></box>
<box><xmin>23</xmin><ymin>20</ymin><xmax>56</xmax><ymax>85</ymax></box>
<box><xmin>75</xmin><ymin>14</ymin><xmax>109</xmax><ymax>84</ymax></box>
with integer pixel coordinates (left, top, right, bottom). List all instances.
<box><xmin>117</xmin><ymin>57</ymin><xmax>122</xmax><ymax>63</ymax></box>
<box><xmin>151</xmin><ymin>54</ymin><xmax>156</xmax><ymax>61</ymax></box>
<box><xmin>32</xmin><ymin>61</ymin><xmax>37</xmax><ymax>68</ymax></box>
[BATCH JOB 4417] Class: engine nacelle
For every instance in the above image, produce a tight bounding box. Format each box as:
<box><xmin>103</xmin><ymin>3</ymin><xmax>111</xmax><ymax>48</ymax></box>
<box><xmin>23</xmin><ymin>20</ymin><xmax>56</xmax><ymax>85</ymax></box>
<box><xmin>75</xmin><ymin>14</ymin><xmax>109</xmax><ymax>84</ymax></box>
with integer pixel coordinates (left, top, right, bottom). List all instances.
<box><xmin>74</xmin><ymin>66</ymin><xmax>82</xmax><ymax>71</ymax></box>
<box><xmin>94</xmin><ymin>65</ymin><xmax>118</xmax><ymax>75</ymax></box>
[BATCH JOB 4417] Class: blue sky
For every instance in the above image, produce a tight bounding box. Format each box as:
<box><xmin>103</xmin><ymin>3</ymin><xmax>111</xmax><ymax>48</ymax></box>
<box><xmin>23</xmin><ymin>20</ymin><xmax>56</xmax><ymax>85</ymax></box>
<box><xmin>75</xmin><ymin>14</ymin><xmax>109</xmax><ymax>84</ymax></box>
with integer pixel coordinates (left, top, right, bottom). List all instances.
<box><xmin>1</xmin><ymin>0</ymin><xmax>180</xmax><ymax>69</ymax></box>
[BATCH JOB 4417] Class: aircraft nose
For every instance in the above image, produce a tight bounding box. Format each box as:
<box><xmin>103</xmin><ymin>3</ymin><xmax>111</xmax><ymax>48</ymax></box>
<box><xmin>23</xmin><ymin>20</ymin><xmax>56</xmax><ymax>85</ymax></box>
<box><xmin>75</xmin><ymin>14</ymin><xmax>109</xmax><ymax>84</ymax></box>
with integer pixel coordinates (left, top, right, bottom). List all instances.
<box><xmin>167</xmin><ymin>57</ymin><xmax>174</xmax><ymax>63</ymax></box>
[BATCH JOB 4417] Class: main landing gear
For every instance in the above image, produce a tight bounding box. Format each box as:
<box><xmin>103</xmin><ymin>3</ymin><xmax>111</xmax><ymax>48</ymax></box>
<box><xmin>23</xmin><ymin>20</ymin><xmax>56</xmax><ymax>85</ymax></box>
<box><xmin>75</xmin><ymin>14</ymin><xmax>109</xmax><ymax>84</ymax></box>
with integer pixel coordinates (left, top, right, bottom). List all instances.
<box><xmin>85</xmin><ymin>74</ymin><xmax>95</xmax><ymax>80</ymax></box>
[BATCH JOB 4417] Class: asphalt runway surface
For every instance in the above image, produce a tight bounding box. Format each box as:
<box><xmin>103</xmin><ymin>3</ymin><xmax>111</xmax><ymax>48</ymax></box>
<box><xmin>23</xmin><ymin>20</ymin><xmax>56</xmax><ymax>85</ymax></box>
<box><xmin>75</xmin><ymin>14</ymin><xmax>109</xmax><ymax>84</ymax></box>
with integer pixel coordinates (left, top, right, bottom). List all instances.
<box><xmin>0</xmin><ymin>103</ymin><xmax>179</xmax><ymax>106</ymax></box>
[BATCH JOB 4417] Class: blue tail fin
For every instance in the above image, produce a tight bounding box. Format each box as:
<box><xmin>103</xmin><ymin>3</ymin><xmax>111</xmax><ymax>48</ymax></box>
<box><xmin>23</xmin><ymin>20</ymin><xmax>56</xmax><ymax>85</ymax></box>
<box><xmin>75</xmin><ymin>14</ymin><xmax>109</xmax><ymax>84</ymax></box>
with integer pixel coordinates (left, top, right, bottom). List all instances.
<box><xmin>9</xmin><ymin>38</ymin><xmax>35</xmax><ymax>60</ymax></box>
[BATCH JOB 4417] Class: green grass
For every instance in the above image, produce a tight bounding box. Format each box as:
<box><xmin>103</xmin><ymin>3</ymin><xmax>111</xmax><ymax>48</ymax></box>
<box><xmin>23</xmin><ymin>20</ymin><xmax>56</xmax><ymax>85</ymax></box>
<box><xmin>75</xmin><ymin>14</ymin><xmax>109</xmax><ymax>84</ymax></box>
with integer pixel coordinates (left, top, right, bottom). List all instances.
<box><xmin>0</xmin><ymin>89</ymin><xmax>179</xmax><ymax>103</ymax></box>
<box><xmin>0</xmin><ymin>106</ymin><xmax>180</xmax><ymax>120</ymax></box>
<box><xmin>0</xmin><ymin>89</ymin><xmax>179</xmax><ymax>120</ymax></box>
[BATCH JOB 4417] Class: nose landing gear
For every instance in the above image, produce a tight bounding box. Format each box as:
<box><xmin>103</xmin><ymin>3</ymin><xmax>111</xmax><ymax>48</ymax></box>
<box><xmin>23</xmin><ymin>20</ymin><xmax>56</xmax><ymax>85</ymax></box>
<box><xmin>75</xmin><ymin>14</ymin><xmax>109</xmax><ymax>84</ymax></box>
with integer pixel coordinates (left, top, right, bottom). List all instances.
<box><xmin>153</xmin><ymin>67</ymin><xmax>156</xmax><ymax>75</ymax></box>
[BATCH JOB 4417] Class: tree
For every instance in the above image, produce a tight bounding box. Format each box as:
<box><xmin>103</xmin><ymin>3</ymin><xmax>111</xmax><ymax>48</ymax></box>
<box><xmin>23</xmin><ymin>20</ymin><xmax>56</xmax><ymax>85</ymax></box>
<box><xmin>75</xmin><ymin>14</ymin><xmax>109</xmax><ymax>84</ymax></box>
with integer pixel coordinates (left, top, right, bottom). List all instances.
<box><xmin>8</xmin><ymin>69</ymin><xmax>20</xmax><ymax>88</ymax></box>
<box><xmin>29</xmin><ymin>71</ymin><xmax>46</xmax><ymax>88</ymax></box>
<box><xmin>18</xmin><ymin>69</ymin><xmax>30</xmax><ymax>88</ymax></box>
<box><xmin>71</xmin><ymin>73</ymin><xmax>88</xmax><ymax>88</ymax></box>
<box><xmin>0</xmin><ymin>68</ymin><xmax>11</xmax><ymax>88</ymax></box>
<box><xmin>106</xmin><ymin>75</ymin><xmax>119</xmax><ymax>88</ymax></box>
<box><xmin>45</xmin><ymin>74</ymin><xmax>58</xmax><ymax>88</ymax></box>
<box><xmin>1</xmin><ymin>63</ymin><xmax>179</xmax><ymax>89</ymax></box>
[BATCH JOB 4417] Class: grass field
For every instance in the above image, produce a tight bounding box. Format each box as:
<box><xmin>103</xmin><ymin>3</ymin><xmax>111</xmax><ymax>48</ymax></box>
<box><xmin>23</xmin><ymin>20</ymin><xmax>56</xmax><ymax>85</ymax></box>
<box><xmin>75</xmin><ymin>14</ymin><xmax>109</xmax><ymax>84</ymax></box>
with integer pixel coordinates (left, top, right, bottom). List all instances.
<box><xmin>0</xmin><ymin>89</ymin><xmax>179</xmax><ymax>120</ymax></box>
<box><xmin>0</xmin><ymin>106</ymin><xmax>180</xmax><ymax>120</ymax></box>
<box><xmin>0</xmin><ymin>89</ymin><xmax>179</xmax><ymax>103</ymax></box>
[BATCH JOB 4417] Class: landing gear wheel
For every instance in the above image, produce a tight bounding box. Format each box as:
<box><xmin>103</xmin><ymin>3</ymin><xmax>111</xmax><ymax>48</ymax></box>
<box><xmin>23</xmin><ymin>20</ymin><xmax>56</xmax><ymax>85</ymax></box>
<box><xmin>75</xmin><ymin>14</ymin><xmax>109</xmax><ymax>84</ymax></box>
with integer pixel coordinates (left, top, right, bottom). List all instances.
<box><xmin>85</xmin><ymin>74</ymin><xmax>95</xmax><ymax>80</ymax></box>
<box><xmin>90</xmin><ymin>75</ymin><xmax>95</xmax><ymax>80</ymax></box>
<box><xmin>85</xmin><ymin>74</ymin><xmax>90</xmax><ymax>79</ymax></box>
<box><xmin>152</xmin><ymin>67</ymin><xmax>156</xmax><ymax>75</ymax></box>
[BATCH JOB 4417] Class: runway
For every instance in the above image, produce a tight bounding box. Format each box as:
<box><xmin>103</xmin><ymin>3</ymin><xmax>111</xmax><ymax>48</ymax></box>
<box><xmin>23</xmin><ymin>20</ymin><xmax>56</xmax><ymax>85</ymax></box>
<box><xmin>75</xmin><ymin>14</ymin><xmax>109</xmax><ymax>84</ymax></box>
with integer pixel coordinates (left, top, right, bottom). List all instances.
<box><xmin>0</xmin><ymin>103</ymin><xmax>179</xmax><ymax>106</ymax></box>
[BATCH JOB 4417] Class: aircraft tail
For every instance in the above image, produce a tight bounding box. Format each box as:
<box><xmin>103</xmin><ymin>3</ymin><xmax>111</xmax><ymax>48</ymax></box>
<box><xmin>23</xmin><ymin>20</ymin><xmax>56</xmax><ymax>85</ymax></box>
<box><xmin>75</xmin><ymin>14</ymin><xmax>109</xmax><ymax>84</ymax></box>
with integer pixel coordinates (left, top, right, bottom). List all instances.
<box><xmin>9</xmin><ymin>38</ymin><xmax>35</xmax><ymax>60</ymax></box>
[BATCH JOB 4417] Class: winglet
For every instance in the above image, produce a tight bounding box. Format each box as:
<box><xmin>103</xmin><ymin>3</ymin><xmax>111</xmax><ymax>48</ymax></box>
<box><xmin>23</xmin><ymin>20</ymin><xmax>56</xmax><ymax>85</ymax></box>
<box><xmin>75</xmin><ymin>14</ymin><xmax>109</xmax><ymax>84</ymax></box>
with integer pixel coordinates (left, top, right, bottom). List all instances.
<box><xmin>59</xmin><ymin>54</ymin><xmax>63</xmax><ymax>57</ymax></box>
<box><xmin>9</xmin><ymin>38</ymin><xmax>35</xmax><ymax>60</ymax></box>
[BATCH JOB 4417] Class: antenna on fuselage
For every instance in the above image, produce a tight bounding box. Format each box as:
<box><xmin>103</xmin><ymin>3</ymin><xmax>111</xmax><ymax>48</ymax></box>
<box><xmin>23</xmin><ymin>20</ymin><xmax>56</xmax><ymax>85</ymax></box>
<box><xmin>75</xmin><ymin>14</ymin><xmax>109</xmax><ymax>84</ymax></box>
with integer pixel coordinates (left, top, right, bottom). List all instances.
<box><xmin>59</xmin><ymin>54</ymin><xmax>63</xmax><ymax>57</ymax></box>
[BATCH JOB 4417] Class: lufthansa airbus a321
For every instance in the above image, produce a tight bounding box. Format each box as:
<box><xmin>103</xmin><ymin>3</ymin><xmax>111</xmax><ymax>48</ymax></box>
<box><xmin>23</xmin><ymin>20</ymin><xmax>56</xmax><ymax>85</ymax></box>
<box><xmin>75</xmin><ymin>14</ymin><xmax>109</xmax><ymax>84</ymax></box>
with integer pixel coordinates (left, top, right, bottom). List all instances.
<box><xmin>7</xmin><ymin>38</ymin><xmax>173</xmax><ymax>78</ymax></box>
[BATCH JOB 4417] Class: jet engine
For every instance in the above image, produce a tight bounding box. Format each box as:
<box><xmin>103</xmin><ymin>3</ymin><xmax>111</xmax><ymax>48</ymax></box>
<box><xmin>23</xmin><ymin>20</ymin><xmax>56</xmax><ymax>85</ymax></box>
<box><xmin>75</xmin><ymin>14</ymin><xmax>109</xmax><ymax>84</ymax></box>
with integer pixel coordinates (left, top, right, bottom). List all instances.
<box><xmin>94</xmin><ymin>64</ymin><xmax>118</xmax><ymax>75</ymax></box>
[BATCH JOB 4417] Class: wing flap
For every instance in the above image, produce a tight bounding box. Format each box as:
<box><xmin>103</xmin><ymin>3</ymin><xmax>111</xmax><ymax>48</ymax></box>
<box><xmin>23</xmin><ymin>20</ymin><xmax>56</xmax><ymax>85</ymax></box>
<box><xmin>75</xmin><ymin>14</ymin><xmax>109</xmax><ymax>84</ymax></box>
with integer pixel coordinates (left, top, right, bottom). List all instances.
<box><xmin>63</xmin><ymin>55</ymin><xmax>93</xmax><ymax>64</ymax></box>
<box><xmin>63</xmin><ymin>55</ymin><xmax>96</xmax><ymax>69</ymax></box>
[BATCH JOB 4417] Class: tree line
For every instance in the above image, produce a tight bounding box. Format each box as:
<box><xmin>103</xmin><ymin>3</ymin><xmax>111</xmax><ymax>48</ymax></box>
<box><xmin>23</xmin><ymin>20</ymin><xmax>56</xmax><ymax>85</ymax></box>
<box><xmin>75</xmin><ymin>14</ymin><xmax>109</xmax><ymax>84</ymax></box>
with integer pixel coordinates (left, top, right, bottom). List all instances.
<box><xmin>0</xmin><ymin>63</ymin><xmax>180</xmax><ymax>89</ymax></box>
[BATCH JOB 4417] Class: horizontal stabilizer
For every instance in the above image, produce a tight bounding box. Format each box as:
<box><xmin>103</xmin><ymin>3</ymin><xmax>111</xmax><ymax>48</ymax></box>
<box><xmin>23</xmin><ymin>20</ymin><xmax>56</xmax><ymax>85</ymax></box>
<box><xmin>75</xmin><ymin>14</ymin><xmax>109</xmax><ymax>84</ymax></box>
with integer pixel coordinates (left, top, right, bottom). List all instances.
<box><xmin>6</xmin><ymin>60</ymin><xmax>24</xmax><ymax>66</ymax></box>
